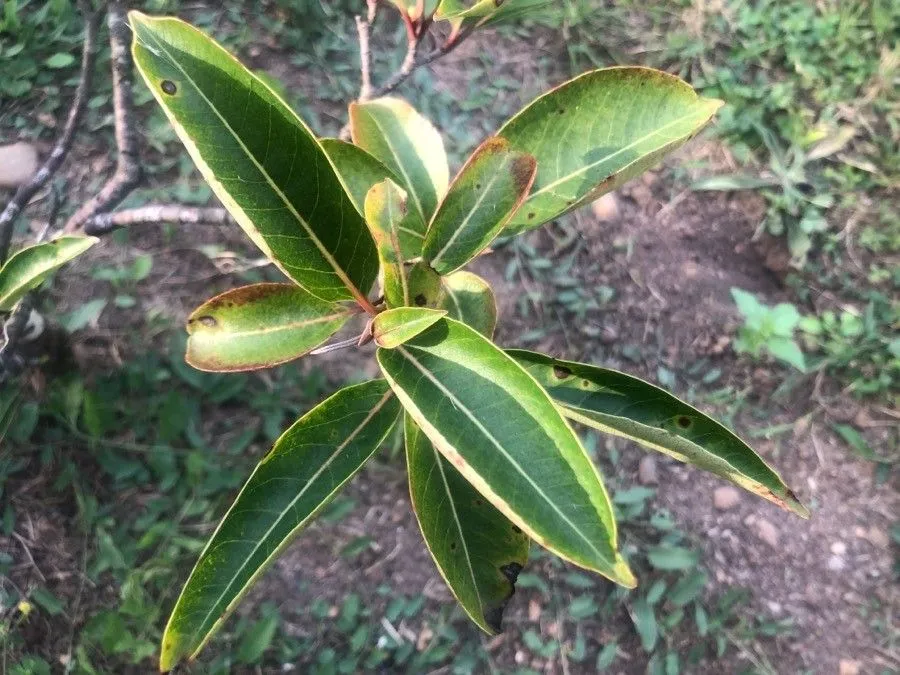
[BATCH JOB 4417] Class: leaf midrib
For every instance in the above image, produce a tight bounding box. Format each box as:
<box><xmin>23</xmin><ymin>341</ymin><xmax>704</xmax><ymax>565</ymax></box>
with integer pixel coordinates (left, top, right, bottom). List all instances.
<box><xmin>187</xmin><ymin>388</ymin><xmax>394</xmax><ymax>650</ymax></box>
<box><xmin>428</xmin><ymin>439</ymin><xmax>485</xmax><ymax>615</ymax></box>
<box><xmin>140</xmin><ymin>27</ymin><xmax>367</xmax><ymax>303</ymax></box>
<box><xmin>429</xmin><ymin>154</ymin><xmax>512</xmax><ymax>270</ymax></box>
<box><xmin>199</xmin><ymin>310</ymin><xmax>351</xmax><ymax>339</ymax></box>
<box><xmin>395</xmin><ymin>344</ymin><xmax>612</xmax><ymax>565</ymax></box>
<box><xmin>526</xmin><ymin>108</ymin><xmax>711</xmax><ymax>200</ymax></box>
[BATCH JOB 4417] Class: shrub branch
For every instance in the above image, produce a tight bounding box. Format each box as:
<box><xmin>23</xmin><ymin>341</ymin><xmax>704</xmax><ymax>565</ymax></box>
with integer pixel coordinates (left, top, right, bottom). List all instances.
<box><xmin>0</xmin><ymin>1</ymin><xmax>99</xmax><ymax>266</ymax></box>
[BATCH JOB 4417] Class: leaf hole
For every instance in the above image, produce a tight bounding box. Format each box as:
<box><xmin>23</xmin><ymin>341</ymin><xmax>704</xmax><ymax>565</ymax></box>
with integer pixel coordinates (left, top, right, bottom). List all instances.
<box><xmin>676</xmin><ymin>415</ymin><xmax>692</xmax><ymax>429</ymax></box>
<box><xmin>414</xmin><ymin>294</ymin><xmax>427</xmax><ymax>306</ymax></box>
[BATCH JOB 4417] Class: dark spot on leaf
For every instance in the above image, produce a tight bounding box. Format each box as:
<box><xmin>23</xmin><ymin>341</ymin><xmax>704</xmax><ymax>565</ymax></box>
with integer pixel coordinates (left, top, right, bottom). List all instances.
<box><xmin>557</xmin><ymin>108</ymin><xmax>565</xmax><ymax>115</ymax></box>
<box><xmin>500</xmin><ymin>562</ymin><xmax>522</xmax><ymax>584</ymax></box>
<box><xmin>160</xmin><ymin>80</ymin><xmax>177</xmax><ymax>95</ymax></box>
<box><xmin>474</xmin><ymin>498</ymin><xmax>483</xmax><ymax>507</ymax></box>
<box><xmin>676</xmin><ymin>415</ymin><xmax>692</xmax><ymax>429</ymax></box>
<box><xmin>511</xmin><ymin>525</ymin><xmax>522</xmax><ymax>534</ymax></box>
<box><xmin>527</xmin><ymin>212</ymin><xmax>535</xmax><ymax>219</ymax></box>
<box><xmin>450</xmin><ymin>541</ymin><xmax>457</xmax><ymax>551</ymax></box>
<box><xmin>475</xmin><ymin>182</ymin><xmax>483</xmax><ymax>190</ymax></box>
<box><xmin>553</xmin><ymin>365</ymin><xmax>572</xmax><ymax>379</ymax></box>
<box><xmin>581</xmin><ymin>379</ymin><xmax>591</xmax><ymax>388</ymax></box>
<box><xmin>414</xmin><ymin>294</ymin><xmax>427</xmax><ymax>306</ymax></box>
<box><xmin>197</xmin><ymin>315</ymin><xmax>217</xmax><ymax>328</ymax></box>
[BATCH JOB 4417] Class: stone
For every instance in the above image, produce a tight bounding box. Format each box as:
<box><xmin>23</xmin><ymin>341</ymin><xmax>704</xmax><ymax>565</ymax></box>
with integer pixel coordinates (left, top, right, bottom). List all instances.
<box><xmin>830</xmin><ymin>541</ymin><xmax>847</xmax><ymax>556</ymax></box>
<box><xmin>839</xmin><ymin>659</ymin><xmax>861</xmax><ymax>675</ymax></box>
<box><xmin>714</xmin><ymin>486</ymin><xmax>741</xmax><ymax>510</ymax></box>
<box><xmin>866</xmin><ymin>527</ymin><xmax>890</xmax><ymax>548</ymax></box>
<box><xmin>749</xmin><ymin>517</ymin><xmax>779</xmax><ymax>548</ymax></box>
<box><xmin>827</xmin><ymin>555</ymin><xmax>845</xmax><ymax>572</ymax></box>
<box><xmin>590</xmin><ymin>192</ymin><xmax>619</xmax><ymax>221</ymax></box>
<box><xmin>638</xmin><ymin>456</ymin><xmax>658</xmax><ymax>484</ymax></box>
<box><xmin>0</xmin><ymin>142</ymin><xmax>38</xmax><ymax>188</ymax></box>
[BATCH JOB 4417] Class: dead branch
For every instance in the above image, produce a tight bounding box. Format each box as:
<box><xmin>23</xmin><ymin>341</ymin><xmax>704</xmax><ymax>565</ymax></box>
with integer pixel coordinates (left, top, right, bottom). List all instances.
<box><xmin>82</xmin><ymin>205</ymin><xmax>233</xmax><ymax>235</ymax></box>
<box><xmin>64</xmin><ymin>0</ymin><xmax>142</xmax><ymax>232</ymax></box>
<box><xmin>0</xmin><ymin>1</ymin><xmax>99</xmax><ymax>265</ymax></box>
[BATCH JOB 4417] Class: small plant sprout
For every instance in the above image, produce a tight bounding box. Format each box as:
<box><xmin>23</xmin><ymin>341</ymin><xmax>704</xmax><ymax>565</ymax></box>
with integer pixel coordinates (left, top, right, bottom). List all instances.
<box><xmin>125</xmin><ymin>7</ymin><xmax>807</xmax><ymax>670</ymax></box>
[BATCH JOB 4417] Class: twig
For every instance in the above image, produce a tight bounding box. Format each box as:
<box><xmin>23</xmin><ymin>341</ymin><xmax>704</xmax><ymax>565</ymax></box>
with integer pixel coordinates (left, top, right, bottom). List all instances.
<box><xmin>12</xmin><ymin>532</ymin><xmax>47</xmax><ymax>583</ymax></box>
<box><xmin>355</xmin><ymin>14</ymin><xmax>374</xmax><ymax>101</ymax></box>
<box><xmin>339</xmin><ymin>13</ymin><xmax>475</xmax><ymax>139</ymax></box>
<box><xmin>0</xmin><ymin>0</ymin><xmax>99</xmax><ymax>265</ymax></box>
<box><xmin>65</xmin><ymin>0</ymin><xmax>142</xmax><ymax>232</ymax></box>
<box><xmin>82</xmin><ymin>205</ymin><xmax>232</xmax><ymax>235</ymax></box>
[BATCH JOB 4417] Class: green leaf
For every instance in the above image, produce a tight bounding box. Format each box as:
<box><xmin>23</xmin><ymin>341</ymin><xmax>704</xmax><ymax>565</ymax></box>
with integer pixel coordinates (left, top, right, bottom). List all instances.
<box><xmin>377</xmin><ymin>318</ymin><xmax>634</xmax><ymax>585</ymax></box>
<box><xmin>423</xmin><ymin>137</ymin><xmax>536</xmax><ymax>275</ymax></box>
<box><xmin>372</xmin><ymin>307</ymin><xmax>447</xmax><ymax>349</ymax></box>
<box><xmin>646</xmin><ymin>546</ymin><xmax>699</xmax><ymax>571</ymax></box>
<box><xmin>498</xmin><ymin>67</ymin><xmax>722</xmax><ymax>234</ymax></box>
<box><xmin>766</xmin><ymin>336</ymin><xmax>806</xmax><ymax>371</ymax></box>
<box><xmin>160</xmin><ymin>380</ymin><xmax>400</xmax><ymax>669</ymax></box>
<box><xmin>321</xmin><ymin>139</ymin><xmax>426</xmax><ymax>259</ymax></box>
<box><xmin>440</xmin><ymin>270</ymin><xmax>497</xmax><ymax>337</ymax></box>
<box><xmin>406</xmin><ymin>415</ymin><xmax>529</xmax><ymax>634</ymax></box>
<box><xmin>130</xmin><ymin>13</ymin><xmax>377</xmax><ymax>304</ymax></box>
<box><xmin>185</xmin><ymin>283</ymin><xmax>355</xmax><ymax>372</ymax></box>
<box><xmin>45</xmin><ymin>52</ymin><xmax>75</xmax><ymax>68</ymax></box>
<box><xmin>350</xmin><ymin>97</ymin><xmax>449</xmax><ymax>225</ymax></box>
<box><xmin>631</xmin><ymin>596</ymin><xmax>658</xmax><ymax>653</ymax></box>
<box><xmin>0</xmin><ymin>236</ymin><xmax>97</xmax><ymax>311</ymax></box>
<box><xmin>508</xmin><ymin>350</ymin><xmax>808</xmax><ymax>517</ymax></box>
<box><xmin>363</xmin><ymin>179</ymin><xmax>411</xmax><ymax>308</ymax></box>
<box><xmin>388</xmin><ymin>0</ymin><xmax>440</xmax><ymax>19</ymax></box>
<box><xmin>236</xmin><ymin>610</ymin><xmax>279</xmax><ymax>665</ymax></box>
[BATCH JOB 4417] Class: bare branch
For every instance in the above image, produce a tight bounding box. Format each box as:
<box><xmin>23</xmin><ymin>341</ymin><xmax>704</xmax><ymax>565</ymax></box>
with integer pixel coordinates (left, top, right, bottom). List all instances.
<box><xmin>355</xmin><ymin>14</ymin><xmax>374</xmax><ymax>102</ymax></box>
<box><xmin>0</xmin><ymin>1</ymin><xmax>100</xmax><ymax>265</ymax></box>
<box><xmin>64</xmin><ymin>0</ymin><xmax>142</xmax><ymax>232</ymax></box>
<box><xmin>83</xmin><ymin>205</ymin><xmax>233</xmax><ymax>236</ymax></box>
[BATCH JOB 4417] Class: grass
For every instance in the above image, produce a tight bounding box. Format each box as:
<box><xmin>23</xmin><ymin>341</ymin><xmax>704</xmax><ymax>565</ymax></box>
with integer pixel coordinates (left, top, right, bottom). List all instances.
<box><xmin>2</xmin><ymin>341</ymin><xmax>776</xmax><ymax>672</ymax></box>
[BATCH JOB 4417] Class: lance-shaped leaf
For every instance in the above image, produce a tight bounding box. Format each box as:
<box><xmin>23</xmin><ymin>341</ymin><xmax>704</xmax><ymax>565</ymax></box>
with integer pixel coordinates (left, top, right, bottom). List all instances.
<box><xmin>0</xmin><ymin>236</ymin><xmax>97</xmax><ymax>311</ymax></box>
<box><xmin>185</xmin><ymin>283</ymin><xmax>356</xmax><ymax>372</ymax></box>
<box><xmin>423</xmin><ymin>137</ymin><xmax>536</xmax><ymax>275</ymax></box>
<box><xmin>508</xmin><ymin>350</ymin><xmax>808</xmax><ymax>517</ymax></box>
<box><xmin>321</xmin><ymin>139</ymin><xmax>426</xmax><ymax>259</ymax></box>
<box><xmin>440</xmin><ymin>271</ymin><xmax>497</xmax><ymax>338</ymax></box>
<box><xmin>377</xmin><ymin>318</ymin><xmax>634</xmax><ymax>584</ymax></box>
<box><xmin>497</xmin><ymin>67</ymin><xmax>723</xmax><ymax>234</ymax></box>
<box><xmin>406</xmin><ymin>415</ymin><xmax>529</xmax><ymax>634</ymax></box>
<box><xmin>437</xmin><ymin>0</ymin><xmax>553</xmax><ymax>25</ymax></box>
<box><xmin>364</xmin><ymin>179</ymin><xmax>410</xmax><ymax>308</ymax></box>
<box><xmin>373</xmin><ymin>307</ymin><xmax>447</xmax><ymax>348</ymax></box>
<box><xmin>130</xmin><ymin>13</ymin><xmax>377</xmax><ymax>304</ymax></box>
<box><xmin>350</xmin><ymin>97</ymin><xmax>449</xmax><ymax>225</ymax></box>
<box><xmin>160</xmin><ymin>380</ymin><xmax>400</xmax><ymax>670</ymax></box>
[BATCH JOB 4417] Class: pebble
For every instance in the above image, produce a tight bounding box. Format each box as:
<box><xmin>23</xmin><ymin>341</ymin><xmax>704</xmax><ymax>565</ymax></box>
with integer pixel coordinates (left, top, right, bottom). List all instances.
<box><xmin>766</xmin><ymin>601</ymin><xmax>782</xmax><ymax>615</ymax></box>
<box><xmin>590</xmin><ymin>193</ymin><xmax>619</xmax><ymax>221</ymax></box>
<box><xmin>638</xmin><ymin>456</ymin><xmax>658</xmax><ymax>484</ymax></box>
<box><xmin>827</xmin><ymin>555</ymin><xmax>845</xmax><ymax>572</ymax></box>
<box><xmin>839</xmin><ymin>659</ymin><xmax>861</xmax><ymax>675</ymax></box>
<box><xmin>745</xmin><ymin>516</ymin><xmax>779</xmax><ymax>548</ymax></box>
<box><xmin>830</xmin><ymin>541</ymin><xmax>847</xmax><ymax>556</ymax></box>
<box><xmin>714</xmin><ymin>486</ymin><xmax>741</xmax><ymax>510</ymax></box>
<box><xmin>0</xmin><ymin>142</ymin><xmax>38</xmax><ymax>188</ymax></box>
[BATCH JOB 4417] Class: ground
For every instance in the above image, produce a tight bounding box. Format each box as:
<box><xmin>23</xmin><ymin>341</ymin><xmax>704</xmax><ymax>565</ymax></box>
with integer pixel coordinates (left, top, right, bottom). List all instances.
<box><xmin>1</xmin><ymin>2</ymin><xmax>897</xmax><ymax>674</ymax></box>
